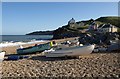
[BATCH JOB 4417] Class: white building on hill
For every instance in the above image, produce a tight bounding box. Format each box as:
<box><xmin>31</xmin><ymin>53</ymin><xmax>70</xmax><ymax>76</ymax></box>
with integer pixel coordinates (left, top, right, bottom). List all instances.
<box><xmin>98</xmin><ymin>24</ymin><xmax>118</xmax><ymax>33</ymax></box>
<box><xmin>68</xmin><ymin>18</ymin><xmax>75</xmax><ymax>24</ymax></box>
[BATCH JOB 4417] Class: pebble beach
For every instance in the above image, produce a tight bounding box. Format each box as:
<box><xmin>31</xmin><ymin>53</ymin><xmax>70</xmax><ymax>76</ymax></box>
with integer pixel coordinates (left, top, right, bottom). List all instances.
<box><xmin>0</xmin><ymin>37</ymin><xmax>120</xmax><ymax>78</ymax></box>
<box><xmin>1</xmin><ymin>52</ymin><xmax>120</xmax><ymax>78</ymax></box>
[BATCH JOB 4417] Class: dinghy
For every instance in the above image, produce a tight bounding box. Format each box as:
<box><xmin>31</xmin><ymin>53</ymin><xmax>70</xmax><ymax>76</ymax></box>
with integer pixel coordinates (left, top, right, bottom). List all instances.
<box><xmin>17</xmin><ymin>43</ymin><xmax>51</xmax><ymax>54</ymax></box>
<box><xmin>0</xmin><ymin>51</ymin><xmax>5</xmax><ymax>61</ymax></box>
<box><xmin>44</xmin><ymin>44</ymin><xmax>95</xmax><ymax>57</ymax></box>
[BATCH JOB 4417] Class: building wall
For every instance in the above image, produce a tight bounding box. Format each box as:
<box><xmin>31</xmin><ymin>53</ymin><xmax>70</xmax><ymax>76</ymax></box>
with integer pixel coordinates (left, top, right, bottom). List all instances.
<box><xmin>111</xmin><ymin>27</ymin><xmax>117</xmax><ymax>32</ymax></box>
<box><xmin>98</xmin><ymin>27</ymin><xmax>117</xmax><ymax>33</ymax></box>
<box><xmin>88</xmin><ymin>24</ymin><xmax>98</xmax><ymax>30</ymax></box>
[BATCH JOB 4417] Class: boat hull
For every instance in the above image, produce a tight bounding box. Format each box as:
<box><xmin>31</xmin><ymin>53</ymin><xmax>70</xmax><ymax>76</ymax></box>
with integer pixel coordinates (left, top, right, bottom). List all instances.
<box><xmin>17</xmin><ymin>43</ymin><xmax>51</xmax><ymax>54</ymax></box>
<box><xmin>45</xmin><ymin>44</ymin><xmax>95</xmax><ymax>57</ymax></box>
<box><xmin>0</xmin><ymin>51</ymin><xmax>5</xmax><ymax>62</ymax></box>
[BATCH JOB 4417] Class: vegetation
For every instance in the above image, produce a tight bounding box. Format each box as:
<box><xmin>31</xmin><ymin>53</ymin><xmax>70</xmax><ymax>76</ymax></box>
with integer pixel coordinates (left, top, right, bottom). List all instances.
<box><xmin>77</xmin><ymin>26</ymin><xmax>88</xmax><ymax>30</ymax></box>
<box><xmin>96</xmin><ymin>16</ymin><xmax>120</xmax><ymax>28</ymax></box>
<box><xmin>117</xmin><ymin>28</ymin><xmax>120</xmax><ymax>33</ymax></box>
<box><xmin>53</xmin><ymin>16</ymin><xmax>120</xmax><ymax>39</ymax></box>
<box><xmin>26</xmin><ymin>31</ymin><xmax>54</xmax><ymax>35</ymax></box>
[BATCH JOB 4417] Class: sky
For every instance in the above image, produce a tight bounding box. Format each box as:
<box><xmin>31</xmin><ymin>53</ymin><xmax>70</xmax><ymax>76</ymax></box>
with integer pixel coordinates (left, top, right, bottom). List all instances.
<box><xmin>1</xmin><ymin>0</ymin><xmax>120</xmax><ymax>2</ymax></box>
<box><xmin>2</xmin><ymin>2</ymin><xmax>118</xmax><ymax>35</ymax></box>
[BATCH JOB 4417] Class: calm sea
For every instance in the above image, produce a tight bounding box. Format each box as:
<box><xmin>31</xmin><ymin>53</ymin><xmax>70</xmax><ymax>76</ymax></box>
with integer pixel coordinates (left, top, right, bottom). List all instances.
<box><xmin>0</xmin><ymin>35</ymin><xmax>53</xmax><ymax>42</ymax></box>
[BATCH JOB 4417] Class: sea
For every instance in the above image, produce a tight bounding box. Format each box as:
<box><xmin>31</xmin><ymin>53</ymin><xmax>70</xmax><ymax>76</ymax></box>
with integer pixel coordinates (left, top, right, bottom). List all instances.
<box><xmin>0</xmin><ymin>35</ymin><xmax>53</xmax><ymax>48</ymax></box>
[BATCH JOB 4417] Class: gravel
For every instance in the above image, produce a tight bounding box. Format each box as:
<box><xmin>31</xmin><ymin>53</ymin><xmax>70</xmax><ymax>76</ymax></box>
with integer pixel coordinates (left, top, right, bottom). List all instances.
<box><xmin>1</xmin><ymin>53</ymin><xmax>120</xmax><ymax>78</ymax></box>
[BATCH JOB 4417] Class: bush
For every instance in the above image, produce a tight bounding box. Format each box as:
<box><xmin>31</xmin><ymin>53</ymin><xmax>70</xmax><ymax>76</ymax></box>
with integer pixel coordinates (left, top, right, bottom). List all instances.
<box><xmin>117</xmin><ymin>28</ymin><xmax>120</xmax><ymax>32</ymax></box>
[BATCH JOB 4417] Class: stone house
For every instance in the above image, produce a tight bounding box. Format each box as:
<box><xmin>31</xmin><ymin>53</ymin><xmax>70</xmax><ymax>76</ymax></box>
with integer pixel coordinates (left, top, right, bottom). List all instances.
<box><xmin>98</xmin><ymin>24</ymin><xmax>118</xmax><ymax>33</ymax></box>
<box><xmin>68</xmin><ymin>18</ymin><xmax>75</xmax><ymax>24</ymax></box>
<box><xmin>68</xmin><ymin>18</ymin><xmax>76</xmax><ymax>28</ymax></box>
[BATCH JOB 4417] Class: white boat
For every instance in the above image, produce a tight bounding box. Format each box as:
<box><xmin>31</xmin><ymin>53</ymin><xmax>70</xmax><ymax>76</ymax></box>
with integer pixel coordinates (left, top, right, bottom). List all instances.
<box><xmin>44</xmin><ymin>44</ymin><xmax>95</xmax><ymax>57</ymax></box>
<box><xmin>0</xmin><ymin>51</ymin><xmax>5</xmax><ymax>62</ymax></box>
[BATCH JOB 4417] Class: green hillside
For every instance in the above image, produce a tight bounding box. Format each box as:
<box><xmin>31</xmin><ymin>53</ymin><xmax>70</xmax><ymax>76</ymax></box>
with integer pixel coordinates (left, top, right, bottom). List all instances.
<box><xmin>95</xmin><ymin>16</ymin><xmax>120</xmax><ymax>28</ymax></box>
<box><xmin>26</xmin><ymin>31</ymin><xmax>53</xmax><ymax>35</ymax></box>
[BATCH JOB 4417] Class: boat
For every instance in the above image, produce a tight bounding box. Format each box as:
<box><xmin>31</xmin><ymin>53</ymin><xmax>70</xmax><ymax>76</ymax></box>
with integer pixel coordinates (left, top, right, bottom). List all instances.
<box><xmin>17</xmin><ymin>43</ymin><xmax>51</xmax><ymax>54</ymax></box>
<box><xmin>7</xmin><ymin>55</ymin><xmax>29</xmax><ymax>60</ymax></box>
<box><xmin>107</xmin><ymin>43</ymin><xmax>120</xmax><ymax>51</ymax></box>
<box><xmin>44</xmin><ymin>44</ymin><xmax>95</xmax><ymax>57</ymax></box>
<box><xmin>0</xmin><ymin>51</ymin><xmax>5</xmax><ymax>62</ymax></box>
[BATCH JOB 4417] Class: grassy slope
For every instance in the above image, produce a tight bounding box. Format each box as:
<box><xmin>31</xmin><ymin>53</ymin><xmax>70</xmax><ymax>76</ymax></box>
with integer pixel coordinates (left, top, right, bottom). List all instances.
<box><xmin>95</xmin><ymin>16</ymin><xmax>120</xmax><ymax>28</ymax></box>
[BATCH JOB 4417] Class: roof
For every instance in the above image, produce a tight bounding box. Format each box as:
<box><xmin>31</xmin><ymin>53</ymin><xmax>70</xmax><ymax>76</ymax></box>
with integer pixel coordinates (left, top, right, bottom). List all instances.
<box><xmin>99</xmin><ymin>24</ymin><xmax>117</xmax><ymax>28</ymax></box>
<box><xmin>102</xmin><ymin>24</ymin><xmax>112</xmax><ymax>28</ymax></box>
<box><xmin>68</xmin><ymin>18</ymin><xmax>75</xmax><ymax>24</ymax></box>
<box><xmin>98</xmin><ymin>24</ymin><xmax>104</xmax><ymax>28</ymax></box>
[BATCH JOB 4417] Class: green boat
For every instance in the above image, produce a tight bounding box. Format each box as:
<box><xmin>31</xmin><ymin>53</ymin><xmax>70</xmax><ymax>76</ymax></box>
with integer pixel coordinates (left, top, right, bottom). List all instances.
<box><xmin>17</xmin><ymin>43</ymin><xmax>51</xmax><ymax>54</ymax></box>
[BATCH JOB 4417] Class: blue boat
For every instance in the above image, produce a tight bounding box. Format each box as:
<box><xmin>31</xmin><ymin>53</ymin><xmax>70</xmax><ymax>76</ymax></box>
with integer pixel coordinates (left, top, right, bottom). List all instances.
<box><xmin>17</xmin><ymin>43</ymin><xmax>51</xmax><ymax>54</ymax></box>
<box><xmin>8</xmin><ymin>55</ymin><xmax>29</xmax><ymax>60</ymax></box>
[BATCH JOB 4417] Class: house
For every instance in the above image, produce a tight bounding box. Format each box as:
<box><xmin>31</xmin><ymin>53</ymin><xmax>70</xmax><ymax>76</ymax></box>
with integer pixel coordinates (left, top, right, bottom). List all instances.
<box><xmin>68</xmin><ymin>18</ymin><xmax>76</xmax><ymax>27</ymax></box>
<box><xmin>98</xmin><ymin>23</ymin><xmax>118</xmax><ymax>33</ymax></box>
<box><xmin>68</xmin><ymin>18</ymin><xmax>75</xmax><ymax>24</ymax></box>
<box><xmin>88</xmin><ymin>22</ymin><xmax>98</xmax><ymax>30</ymax></box>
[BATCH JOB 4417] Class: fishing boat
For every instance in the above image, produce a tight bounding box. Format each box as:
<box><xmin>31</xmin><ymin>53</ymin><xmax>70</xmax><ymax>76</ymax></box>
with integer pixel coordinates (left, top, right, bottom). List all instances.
<box><xmin>44</xmin><ymin>44</ymin><xmax>95</xmax><ymax>57</ymax></box>
<box><xmin>107</xmin><ymin>43</ymin><xmax>120</xmax><ymax>51</ymax></box>
<box><xmin>0</xmin><ymin>51</ymin><xmax>5</xmax><ymax>61</ymax></box>
<box><xmin>17</xmin><ymin>43</ymin><xmax>51</xmax><ymax>54</ymax></box>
